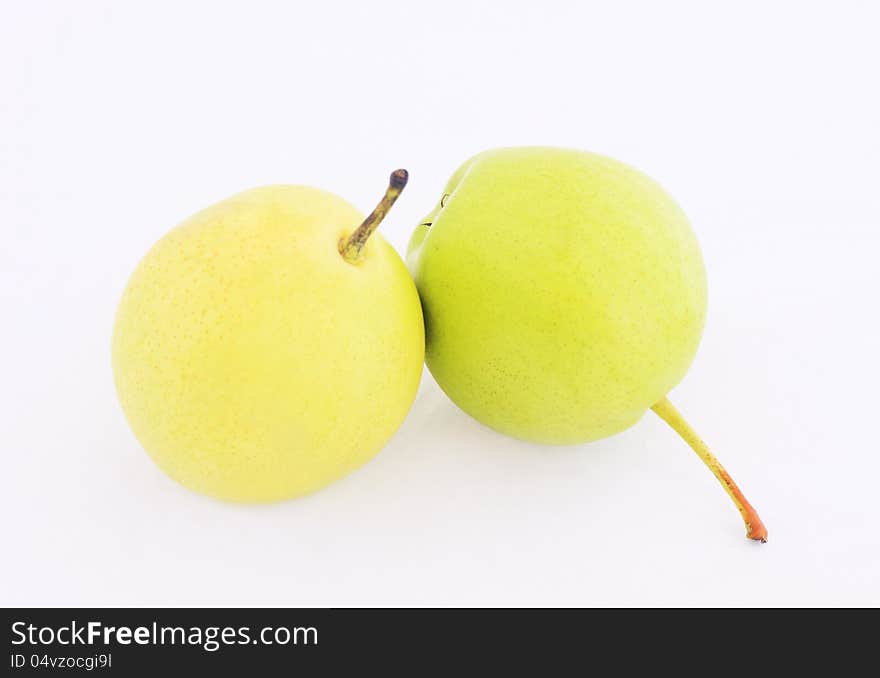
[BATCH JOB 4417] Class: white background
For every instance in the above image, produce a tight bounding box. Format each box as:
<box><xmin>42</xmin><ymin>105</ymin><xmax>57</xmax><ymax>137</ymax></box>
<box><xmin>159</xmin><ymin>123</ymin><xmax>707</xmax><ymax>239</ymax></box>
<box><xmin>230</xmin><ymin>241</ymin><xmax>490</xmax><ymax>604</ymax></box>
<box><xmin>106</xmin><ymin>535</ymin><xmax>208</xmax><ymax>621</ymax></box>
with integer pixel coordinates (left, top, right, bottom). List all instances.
<box><xmin>2</xmin><ymin>1</ymin><xmax>879</xmax><ymax>607</ymax></box>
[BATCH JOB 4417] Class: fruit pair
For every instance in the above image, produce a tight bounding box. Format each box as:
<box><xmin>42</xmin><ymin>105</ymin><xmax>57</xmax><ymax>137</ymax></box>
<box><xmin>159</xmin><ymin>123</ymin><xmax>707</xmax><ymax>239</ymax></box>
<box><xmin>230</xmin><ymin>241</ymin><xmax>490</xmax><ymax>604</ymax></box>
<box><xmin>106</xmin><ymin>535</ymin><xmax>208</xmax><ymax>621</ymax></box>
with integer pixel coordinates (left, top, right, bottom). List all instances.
<box><xmin>113</xmin><ymin>148</ymin><xmax>766</xmax><ymax>542</ymax></box>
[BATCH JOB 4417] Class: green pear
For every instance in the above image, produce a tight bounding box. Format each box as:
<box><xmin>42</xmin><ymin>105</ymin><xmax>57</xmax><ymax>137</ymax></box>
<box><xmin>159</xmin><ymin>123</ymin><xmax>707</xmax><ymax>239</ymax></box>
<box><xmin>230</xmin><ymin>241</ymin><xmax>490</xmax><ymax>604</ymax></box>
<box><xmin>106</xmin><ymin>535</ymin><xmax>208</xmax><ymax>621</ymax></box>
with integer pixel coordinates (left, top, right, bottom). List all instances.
<box><xmin>408</xmin><ymin>148</ymin><xmax>766</xmax><ymax>541</ymax></box>
<box><xmin>113</xmin><ymin>171</ymin><xmax>424</xmax><ymax>502</ymax></box>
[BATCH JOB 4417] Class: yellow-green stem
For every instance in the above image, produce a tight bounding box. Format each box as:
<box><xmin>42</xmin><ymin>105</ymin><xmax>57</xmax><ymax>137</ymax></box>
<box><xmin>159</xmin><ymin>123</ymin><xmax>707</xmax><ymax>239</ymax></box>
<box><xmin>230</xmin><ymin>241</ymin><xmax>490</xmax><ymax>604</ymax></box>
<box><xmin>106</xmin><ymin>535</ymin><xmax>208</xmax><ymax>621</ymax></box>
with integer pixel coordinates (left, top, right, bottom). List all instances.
<box><xmin>652</xmin><ymin>396</ymin><xmax>768</xmax><ymax>542</ymax></box>
<box><xmin>339</xmin><ymin>169</ymin><xmax>408</xmax><ymax>263</ymax></box>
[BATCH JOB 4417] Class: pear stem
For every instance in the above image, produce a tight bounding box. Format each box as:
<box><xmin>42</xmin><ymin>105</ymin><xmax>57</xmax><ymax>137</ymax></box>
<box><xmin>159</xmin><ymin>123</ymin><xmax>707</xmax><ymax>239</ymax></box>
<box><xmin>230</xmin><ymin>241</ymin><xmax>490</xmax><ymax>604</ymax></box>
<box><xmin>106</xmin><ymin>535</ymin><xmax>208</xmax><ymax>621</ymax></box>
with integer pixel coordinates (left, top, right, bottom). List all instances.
<box><xmin>651</xmin><ymin>396</ymin><xmax>768</xmax><ymax>542</ymax></box>
<box><xmin>339</xmin><ymin>169</ymin><xmax>408</xmax><ymax>263</ymax></box>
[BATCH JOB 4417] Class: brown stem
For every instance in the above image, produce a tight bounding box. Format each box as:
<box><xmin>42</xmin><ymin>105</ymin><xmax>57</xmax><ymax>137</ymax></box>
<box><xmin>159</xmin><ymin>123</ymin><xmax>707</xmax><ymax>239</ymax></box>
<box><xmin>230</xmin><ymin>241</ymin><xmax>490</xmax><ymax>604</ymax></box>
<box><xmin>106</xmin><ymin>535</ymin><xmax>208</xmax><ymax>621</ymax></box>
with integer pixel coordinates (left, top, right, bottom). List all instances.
<box><xmin>339</xmin><ymin>169</ymin><xmax>408</xmax><ymax>263</ymax></box>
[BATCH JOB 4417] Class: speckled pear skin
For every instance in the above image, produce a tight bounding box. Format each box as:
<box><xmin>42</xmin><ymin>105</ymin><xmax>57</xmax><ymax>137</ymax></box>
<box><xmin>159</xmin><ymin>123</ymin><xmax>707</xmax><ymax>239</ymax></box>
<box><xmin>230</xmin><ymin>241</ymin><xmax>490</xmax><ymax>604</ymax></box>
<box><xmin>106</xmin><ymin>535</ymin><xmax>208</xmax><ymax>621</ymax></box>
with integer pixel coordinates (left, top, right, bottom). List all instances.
<box><xmin>407</xmin><ymin>147</ymin><xmax>706</xmax><ymax>445</ymax></box>
<box><xmin>113</xmin><ymin>185</ymin><xmax>424</xmax><ymax>502</ymax></box>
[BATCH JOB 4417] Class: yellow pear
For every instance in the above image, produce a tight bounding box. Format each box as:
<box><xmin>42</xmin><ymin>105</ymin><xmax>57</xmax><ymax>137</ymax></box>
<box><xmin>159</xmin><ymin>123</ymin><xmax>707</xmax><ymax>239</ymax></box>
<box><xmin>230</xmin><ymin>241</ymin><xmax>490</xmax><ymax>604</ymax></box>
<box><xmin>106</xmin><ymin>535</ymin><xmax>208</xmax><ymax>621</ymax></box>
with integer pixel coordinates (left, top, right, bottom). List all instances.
<box><xmin>113</xmin><ymin>171</ymin><xmax>423</xmax><ymax>502</ymax></box>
